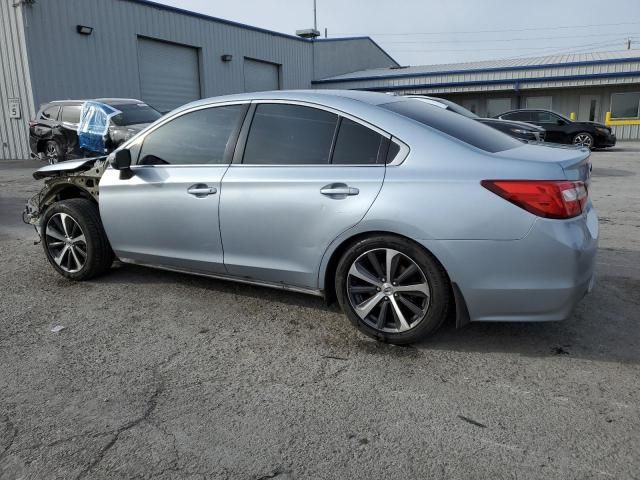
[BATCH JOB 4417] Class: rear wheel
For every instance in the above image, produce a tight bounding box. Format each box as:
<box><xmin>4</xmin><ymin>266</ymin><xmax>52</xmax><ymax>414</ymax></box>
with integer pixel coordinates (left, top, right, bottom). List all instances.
<box><xmin>42</xmin><ymin>199</ymin><xmax>114</xmax><ymax>280</ymax></box>
<box><xmin>44</xmin><ymin>140</ymin><xmax>64</xmax><ymax>164</ymax></box>
<box><xmin>335</xmin><ymin>235</ymin><xmax>450</xmax><ymax>344</ymax></box>
<box><xmin>572</xmin><ymin>132</ymin><xmax>594</xmax><ymax>149</ymax></box>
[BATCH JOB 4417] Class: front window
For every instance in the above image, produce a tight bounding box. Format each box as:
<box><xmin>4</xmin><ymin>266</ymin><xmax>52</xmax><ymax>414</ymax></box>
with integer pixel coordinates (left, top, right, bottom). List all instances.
<box><xmin>137</xmin><ymin>104</ymin><xmax>246</xmax><ymax>165</ymax></box>
<box><xmin>381</xmin><ymin>100</ymin><xmax>521</xmax><ymax>153</ymax></box>
<box><xmin>610</xmin><ymin>92</ymin><xmax>640</xmax><ymax>119</ymax></box>
<box><xmin>111</xmin><ymin>103</ymin><xmax>163</xmax><ymax>126</ymax></box>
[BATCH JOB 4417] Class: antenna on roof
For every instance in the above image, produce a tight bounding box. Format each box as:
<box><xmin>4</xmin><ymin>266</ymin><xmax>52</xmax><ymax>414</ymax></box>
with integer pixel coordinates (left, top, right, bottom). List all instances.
<box><xmin>296</xmin><ymin>0</ymin><xmax>321</xmax><ymax>39</ymax></box>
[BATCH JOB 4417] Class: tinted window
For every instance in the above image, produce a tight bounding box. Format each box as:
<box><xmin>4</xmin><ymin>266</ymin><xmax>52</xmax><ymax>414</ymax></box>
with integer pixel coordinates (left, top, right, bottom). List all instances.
<box><xmin>532</xmin><ymin>111</ymin><xmax>555</xmax><ymax>123</ymax></box>
<box><xmin>332</xmin><ymin>118</ymin><xmax>386</xmax><ymax>165</ymax></box>
<box><xmin>40</xmin><ymin>105</ymin><xmax>59</xmax><ymax>121</ymax></box>
<box><xmin>61</xmin><ymin>105</ymin><xmax>81</xmax><ymax>124</ymax></box>
<box><xmin>611</xmin><ymin>92</ymin><xmax>640</xmax><ymax>119</ymax></box>
<box><xmin>382</xmin><ymin>100</ymin><xmax>521</xmax><ymax>153</ymax></box>
<box><xmin>111</xmin><ymin>103</ymin><xmax>163</xmax><ymax>126</ymax></box>
<box><xmin>502</xmin><ymin>111</ymin><xmax>532</xmax><ymax>121</ymax></box>
<box><xmin>243</xmin><ymin>104</ymin><xmax>338</xmax><ymax>165</ymax></box>
<box><xmin>138</xmin><ymin>105</ymin><xmax>245</xmax><ymax>165</ymax></box>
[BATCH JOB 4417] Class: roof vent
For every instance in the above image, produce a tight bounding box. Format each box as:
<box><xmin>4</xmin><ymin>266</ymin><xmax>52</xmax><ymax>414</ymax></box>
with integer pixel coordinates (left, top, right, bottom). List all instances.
<box><xmin>296</xmin><ymin>28</ymin><xmax>321</xmax><ymax>39</ymax></box>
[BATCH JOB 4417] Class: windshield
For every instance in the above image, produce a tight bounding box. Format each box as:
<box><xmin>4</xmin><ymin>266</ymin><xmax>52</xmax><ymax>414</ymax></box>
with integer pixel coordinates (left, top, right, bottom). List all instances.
<box><xmin>110</xmin><ymin>103</ymin><xmax>162</xmax><ymax>126</ymax></box>
<box><xmin>381</xmin><ymin>100</ymin><xmax>522</xmax><ymax>153</ymax></box>
<box><xmin>408</xmin><ymin>97</ymin><xmax>479</xmax><ymax>119</ymax></box>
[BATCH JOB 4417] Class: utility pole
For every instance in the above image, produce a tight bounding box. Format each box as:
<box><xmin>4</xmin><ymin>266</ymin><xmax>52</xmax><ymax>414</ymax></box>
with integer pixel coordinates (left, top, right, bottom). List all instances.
<box><xmin>313</xmin><ymin>0</ymin><xmax>317</xmax><ymax>31</ymax></box>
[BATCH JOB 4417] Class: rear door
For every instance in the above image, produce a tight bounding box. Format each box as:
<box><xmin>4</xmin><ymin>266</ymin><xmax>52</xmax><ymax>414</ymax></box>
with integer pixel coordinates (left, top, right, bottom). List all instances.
<box><xmin>219</xmin><ymin>102</ymin><xmax>388</xmax><ymax>289</ymax></box>
<box><xmin>59</xmin><ymin>104</ymin><xmax>82</xmax><ymax>157</ymax></box>
<box><xmin>531</xmin><ymin>111</ymin><xmax>565</xmax><ymax>143</ymax></box>
<box><xmin>100</xmin><ymin>103</ymin><xmax>248</xmax><ymax>273</ymax></box>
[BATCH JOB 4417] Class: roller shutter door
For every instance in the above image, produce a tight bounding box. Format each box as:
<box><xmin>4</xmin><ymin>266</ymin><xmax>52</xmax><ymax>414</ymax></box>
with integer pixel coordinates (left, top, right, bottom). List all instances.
<box><xmin>243</xmin><ymin>58</ymin><xmax>280</xmax><ymax>92</ymax></box>
<box><xmin>137</xmin><ymin>37</ymin><xmax>201</xmax><ymax>112</ymax></box>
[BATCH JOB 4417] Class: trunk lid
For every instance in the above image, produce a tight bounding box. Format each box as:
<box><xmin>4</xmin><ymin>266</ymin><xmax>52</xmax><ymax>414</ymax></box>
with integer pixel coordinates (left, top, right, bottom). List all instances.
<box><xmin>495</xmin><ymin>143</ymin><xmax>592</xmax><ymax>184</ymax></box>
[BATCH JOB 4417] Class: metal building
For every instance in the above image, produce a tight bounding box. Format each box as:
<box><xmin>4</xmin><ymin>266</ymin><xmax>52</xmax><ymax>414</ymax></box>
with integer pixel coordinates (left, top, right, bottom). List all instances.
<box><xmin>0</xmin><ymin>0</ymin><xmax>397</xmax><ymax>160</ymax></box>
<box><xmin>313</xmin><ymin>50</ymin><xmax>640</xmax><ymax>140</ymax></box>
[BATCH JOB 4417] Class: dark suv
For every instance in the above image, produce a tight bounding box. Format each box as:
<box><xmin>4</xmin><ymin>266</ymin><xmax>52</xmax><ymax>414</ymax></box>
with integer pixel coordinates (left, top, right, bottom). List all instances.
<box><xmin>29</xmin><ymin>98</ymin><xmax>162</xmax><ymax>164</ymax></box>
<box><xmin>494</xmin><ymin>109</ymin><xmax>616</xmax><ymax>149</ymax></box>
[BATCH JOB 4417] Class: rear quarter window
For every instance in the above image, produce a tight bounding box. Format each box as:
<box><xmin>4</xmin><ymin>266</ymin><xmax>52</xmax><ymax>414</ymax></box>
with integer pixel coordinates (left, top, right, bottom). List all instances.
<box><xmin>381</xmin><ymin>100</ymin><xmax>522</xmax><ymax>153</ymax></box>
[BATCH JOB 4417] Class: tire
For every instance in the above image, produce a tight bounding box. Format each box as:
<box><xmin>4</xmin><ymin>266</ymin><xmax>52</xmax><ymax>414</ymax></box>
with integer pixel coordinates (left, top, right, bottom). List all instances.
<box><xmin>572</xmin><ymin>132</ymin><xmax>594</xmax><ymax>149</ymax></box>
<box><xmin>41</xmin><ymin>199</ymin><xmax>114</xmax><ymax>280</ymax></box>
<box><xmin>335</xmin><ymin>235</ymin><xmax>450</xmax><ymax>345</ymax></box>
<box><xmin>44</xmin><ymin>140</ymin><xmax>64</xmax><ymax>164</ymax></box>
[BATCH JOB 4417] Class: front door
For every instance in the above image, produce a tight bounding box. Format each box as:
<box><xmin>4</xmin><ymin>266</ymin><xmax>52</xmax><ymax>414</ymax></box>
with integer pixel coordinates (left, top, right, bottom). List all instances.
<box><xmin>578</xmin><ymin>95</ymin><xmax>600</xmax><ymax>122</ymax></box>
<box><xmin>100</xmin><ymin>103</ymin><xmax>248</xmax><ymax>273</ymax></box>
<box><xmin>219</xmin><ymin>103</ymin><xmax>388</xmax><ymax>289</ymax></box>
<box><xmin>530</xmin><ymin>111</ymin><xmax>565</xmax><ymax>143</ymax></box>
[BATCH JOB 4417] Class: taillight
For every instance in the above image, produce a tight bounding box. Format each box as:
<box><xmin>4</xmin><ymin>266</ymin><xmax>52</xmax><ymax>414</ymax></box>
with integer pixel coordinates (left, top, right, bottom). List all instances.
<box><xmin>481</xmin><ymin>180</ymin><xmax>588</xmax><ymax>219</ymax></box>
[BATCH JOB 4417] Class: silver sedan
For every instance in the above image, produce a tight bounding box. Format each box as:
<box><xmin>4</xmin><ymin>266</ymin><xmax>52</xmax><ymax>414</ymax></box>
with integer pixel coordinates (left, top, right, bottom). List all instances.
<box><xmin>27</xmin><ymin>90</ymin><xmax>598</xmax><ymax>344</ymax></box>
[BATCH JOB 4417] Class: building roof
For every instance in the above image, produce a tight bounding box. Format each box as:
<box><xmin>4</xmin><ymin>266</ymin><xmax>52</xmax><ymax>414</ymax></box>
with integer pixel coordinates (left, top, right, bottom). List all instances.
<box><xmin>315</xmin><ymin>49</ymin><xmax>640</xmax><ymax>83</ymax></box>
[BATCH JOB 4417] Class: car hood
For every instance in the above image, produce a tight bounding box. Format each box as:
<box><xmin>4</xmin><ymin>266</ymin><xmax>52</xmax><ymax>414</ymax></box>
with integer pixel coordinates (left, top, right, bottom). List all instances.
<box><xmin>33</xmin><ymin>157</ymin><xmax>106</xmax><ymax>180</ymax></box>
<box><xmin>477</xmin><ymin>118</ymin><xmax>544</xmax><ymax>132</ymax></box>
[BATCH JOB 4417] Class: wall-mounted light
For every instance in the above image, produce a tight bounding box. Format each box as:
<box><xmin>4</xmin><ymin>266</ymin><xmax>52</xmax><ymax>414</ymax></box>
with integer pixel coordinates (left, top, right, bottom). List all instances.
<box><xmin>76</xmin><ymin>25</ymin><xmax>93</xmax><ymax>35</ymax></box>
<box><xmin>221</xmin><ymin>54</ymin><xmax>233</xmax><ymax>62</ymax></box>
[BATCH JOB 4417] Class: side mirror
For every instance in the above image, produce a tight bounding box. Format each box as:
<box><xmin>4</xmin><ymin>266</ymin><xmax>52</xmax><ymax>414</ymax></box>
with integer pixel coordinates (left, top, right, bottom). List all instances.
<box><xmin>111</xmin><ymin>149</ymin><xmax>131</xmax><ymax>170</ymax></box>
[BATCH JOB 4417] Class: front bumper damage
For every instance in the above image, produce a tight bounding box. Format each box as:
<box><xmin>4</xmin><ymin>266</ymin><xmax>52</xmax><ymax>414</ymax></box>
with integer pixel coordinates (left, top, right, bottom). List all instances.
<box><xmin>23</xmin><ymin>157</ymin><xmax>109</xmax><ymax>237</ymax></box>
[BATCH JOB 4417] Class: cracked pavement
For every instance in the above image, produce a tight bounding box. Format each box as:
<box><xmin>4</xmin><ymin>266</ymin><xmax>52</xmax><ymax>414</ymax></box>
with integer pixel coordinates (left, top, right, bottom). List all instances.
<box><xmin>1</xmin><ymin>146</ymin><xmax>639</xmax><ymax>479</ymax></box>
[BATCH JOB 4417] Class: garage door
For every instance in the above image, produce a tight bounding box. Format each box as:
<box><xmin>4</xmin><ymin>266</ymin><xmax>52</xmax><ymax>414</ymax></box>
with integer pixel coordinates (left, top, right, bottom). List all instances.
<box><xmin>243</xmin><ymin>58</ymin><xmax>280</xmax><ymax>92</ymax></box>
<box><xmin>137</xmin><ymin>37</ymin><xmax>201</xmax><ymax>112</ymax></box>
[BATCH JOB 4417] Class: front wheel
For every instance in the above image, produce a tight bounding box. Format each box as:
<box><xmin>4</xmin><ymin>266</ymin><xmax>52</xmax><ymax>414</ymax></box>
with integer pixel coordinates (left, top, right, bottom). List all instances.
<box><xmin>335</xmin><ymin>235</ymin><xmax>450</xmax><ymax>345</ymax></box>
<box><xmin>41</xmin><ymin>199</ymin><xmax>114</xmax><ymax>280</ymax></box>
<box><xmin>573</xmin><ymin>132</ymin><xmax>594</xmax><ymax>149</ymax></box>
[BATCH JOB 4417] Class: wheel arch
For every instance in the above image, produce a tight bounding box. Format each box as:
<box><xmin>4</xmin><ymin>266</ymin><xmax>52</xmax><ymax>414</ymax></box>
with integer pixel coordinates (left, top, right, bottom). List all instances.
<box><xmin>40</xmin><ymin>183</ymin><xmax>98</xmax><ymax>215</ymax></box>
<box><xmin>320</xmin><ymin>229</ymin><xmax>470</xmax><ymax>328</ymax></box>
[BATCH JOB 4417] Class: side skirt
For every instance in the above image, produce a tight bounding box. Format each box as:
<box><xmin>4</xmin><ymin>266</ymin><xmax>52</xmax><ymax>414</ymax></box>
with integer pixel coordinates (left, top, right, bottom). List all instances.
<box><xmin>118</xmin><ymin>257</ymin><xmax>325</xmax><ymax>298</ymax></box>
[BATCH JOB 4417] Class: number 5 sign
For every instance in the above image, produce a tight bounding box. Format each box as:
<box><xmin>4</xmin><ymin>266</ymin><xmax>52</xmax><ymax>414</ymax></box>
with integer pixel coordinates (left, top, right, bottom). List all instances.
<box><xmin>8</xmin><ymin>98</ymin><xmax>21</xmax><ymax>119</ymax></box>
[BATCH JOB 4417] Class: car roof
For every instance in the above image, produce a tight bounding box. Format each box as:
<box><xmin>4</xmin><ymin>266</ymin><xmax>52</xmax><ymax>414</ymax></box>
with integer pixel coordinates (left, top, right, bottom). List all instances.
<box><xmin>46</xmin><ymin>98</ymin><xmax>144</xmax><ymax>106</ymax></box>
<box><xmin>178</xmin><ymin>90</ymin><xmax>403</xmax><ymax>110</ymax></box>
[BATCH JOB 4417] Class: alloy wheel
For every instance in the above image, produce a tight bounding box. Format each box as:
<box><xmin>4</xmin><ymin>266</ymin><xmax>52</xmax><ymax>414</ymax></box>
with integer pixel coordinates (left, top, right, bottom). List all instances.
<box><xmin>46</xmin><ymin>143</ymin><xmax>59</xmax><ymax>164</ymax></box>
<box><xmin>45</xmin><ymin>213</ymin><xmax>87</xmax><ymax>273</ymax></box>
<box><xmin>347</xmin><ymin>248</ymin><xmax>431</xmax><ymax>333</ymax></box>
<box><xmin>573</xmin><ymin>134</ymin><xmax>593</xmax><ymax>148</ymax></box>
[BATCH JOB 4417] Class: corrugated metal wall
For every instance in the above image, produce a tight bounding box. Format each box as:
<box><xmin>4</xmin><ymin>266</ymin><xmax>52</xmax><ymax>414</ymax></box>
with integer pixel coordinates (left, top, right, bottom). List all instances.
<box><xmin>312</xmin><ymin>39</ymin><xmax>397</xmax><ymax>80</ymax></box>
<box><xmin>0</xmin><ymin>1</ymin><xmax>35</xmax><ymax>160</ymax></box>
<box><xmin>22</xmin><ymin>0</ymin><xmax>315</xmax><ymax>110</ymax></box>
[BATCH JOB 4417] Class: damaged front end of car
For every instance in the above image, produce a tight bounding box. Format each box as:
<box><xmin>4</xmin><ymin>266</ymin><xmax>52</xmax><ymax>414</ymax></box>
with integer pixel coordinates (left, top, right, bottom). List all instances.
<box><xmin>23</xmin><ymin>157</ymin><xmax>109</xmax><ymax>238</ymax></box>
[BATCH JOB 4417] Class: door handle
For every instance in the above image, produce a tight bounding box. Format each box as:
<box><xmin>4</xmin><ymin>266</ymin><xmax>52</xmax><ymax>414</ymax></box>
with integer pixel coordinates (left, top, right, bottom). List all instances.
<box><xmin>320</xmin><ymin>183</ymin><xmax>360</xmax><ymax>197</ymax></box>
<box><xmin>187</xmin><ymin>184</ymin><xmax>217</xmax><ymax>197</ymax></box>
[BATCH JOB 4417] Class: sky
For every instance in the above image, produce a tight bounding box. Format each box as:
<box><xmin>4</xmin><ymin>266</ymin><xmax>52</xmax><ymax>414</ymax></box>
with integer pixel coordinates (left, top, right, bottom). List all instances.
<box><xmin>153</xmin><ymin>0</ymin><xmax>640</xmax><ymax>66</ymax></box>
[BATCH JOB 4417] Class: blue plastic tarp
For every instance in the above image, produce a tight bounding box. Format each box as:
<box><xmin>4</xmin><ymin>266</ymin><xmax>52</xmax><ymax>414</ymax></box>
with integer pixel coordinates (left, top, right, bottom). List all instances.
<box><xmin>77</xmin><ymin>101</ymin><xmax>121</xmax><ymax>154</ymax></box>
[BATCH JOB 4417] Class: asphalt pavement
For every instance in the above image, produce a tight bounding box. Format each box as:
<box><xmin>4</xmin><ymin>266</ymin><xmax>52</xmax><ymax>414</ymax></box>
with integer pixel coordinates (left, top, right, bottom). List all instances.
<box><xmin>0</xmin><ymin>148</ymin><xmax>638</xmax><ymax>479</ymax></box>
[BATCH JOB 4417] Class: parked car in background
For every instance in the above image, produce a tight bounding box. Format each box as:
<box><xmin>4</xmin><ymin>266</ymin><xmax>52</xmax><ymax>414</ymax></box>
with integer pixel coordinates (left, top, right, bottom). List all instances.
<box><xmin>405</xmin><ymin>95</ymin><xmax>546</xmax><ymax>142</ymax></box>
<box><xmin>24</xmin><ymin>90</ymin><xmax>597</xmax><ymax>345</ymax></box>
<box><xmin>494</xmin><ymin>109</ymin><xmax>616</xmax><ymax>149</ymax></box>
<box><xmin>29</xmin><ymin>98</ymin><xmax>162</xmax><ymax>164</ymax></box>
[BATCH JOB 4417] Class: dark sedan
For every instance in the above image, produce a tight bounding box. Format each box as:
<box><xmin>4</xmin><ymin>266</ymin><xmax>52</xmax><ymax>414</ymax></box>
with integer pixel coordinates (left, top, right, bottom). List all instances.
<box><xmin>494</xmin><ymin>109</ymin><xmax>616</xmax><ymax>149</ymax></box>
<box><xmin>405</xmin><ymin>95</ymin><xmax>545</xmax><ymax>142</ymax></box>
<box><xmin>29</xmin><ymin>98</ymin><xmax>162</xmax><ymax>164</ymax></box>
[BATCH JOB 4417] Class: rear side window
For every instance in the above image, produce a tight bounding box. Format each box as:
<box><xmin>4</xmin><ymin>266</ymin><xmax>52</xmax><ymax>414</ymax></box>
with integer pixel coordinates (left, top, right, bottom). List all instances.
<box><xmin>243</xmin><ymin>104</ymin><xmax>338</xmax><ymax>165</ymax></box>
<box><xmin>532</xmin><ymin>111</ymin><xmax>556</xmax><ymax>123</ymax></box>
<box><xmin>137</xmin><ymin>105</ymin><xmax>245</xmax><ymax>165</ymax></box>
<box><xmin>61</xmin><ymin>105</ymin><xmax>81</xmax><ymax>124</ymax></box>
<box><xmin>381</xmin><ymin>100</ymin><xmax>521</xmax><ymax>153</ymax></box>
<box><xmin>503</xmin><ymin>111</ymin><xmax>532</xmax><ymax>121</ymax></box>
<box><xmin>331</xmin><ymin>118</ymin><xmax>386</xmax><ymax>165</ymax></box>
<box><xmin>40</xmin><ymin>105</ymin><xmax>59</xmax><ymax>121</ymax></box>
